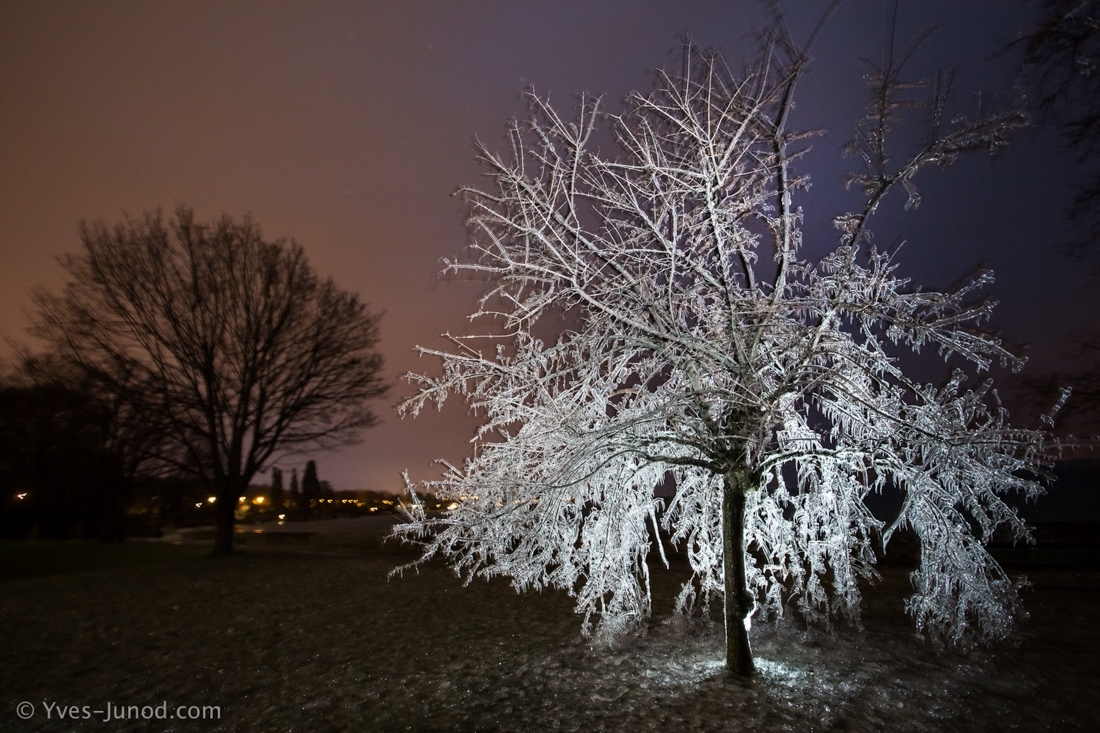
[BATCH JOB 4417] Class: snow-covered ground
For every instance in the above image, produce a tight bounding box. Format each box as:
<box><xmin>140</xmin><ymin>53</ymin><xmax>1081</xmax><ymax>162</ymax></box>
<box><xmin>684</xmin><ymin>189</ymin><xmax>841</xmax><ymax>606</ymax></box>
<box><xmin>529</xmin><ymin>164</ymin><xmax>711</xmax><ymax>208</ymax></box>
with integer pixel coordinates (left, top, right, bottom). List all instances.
<box><xmin>3</xmin><ymin>543</ymin><xmax>1097</xmax><ymax>731</ymax></box>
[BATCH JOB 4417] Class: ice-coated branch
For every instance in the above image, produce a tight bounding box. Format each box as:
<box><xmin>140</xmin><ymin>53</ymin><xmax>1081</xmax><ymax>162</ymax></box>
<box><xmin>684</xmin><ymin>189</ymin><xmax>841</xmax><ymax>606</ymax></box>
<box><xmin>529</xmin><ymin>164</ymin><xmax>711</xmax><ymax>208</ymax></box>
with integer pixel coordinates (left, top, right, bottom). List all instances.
<box><xmin>397</xmin><ymin>23</ymin><xmax>1056</xmax><ymax>675</ymax></box>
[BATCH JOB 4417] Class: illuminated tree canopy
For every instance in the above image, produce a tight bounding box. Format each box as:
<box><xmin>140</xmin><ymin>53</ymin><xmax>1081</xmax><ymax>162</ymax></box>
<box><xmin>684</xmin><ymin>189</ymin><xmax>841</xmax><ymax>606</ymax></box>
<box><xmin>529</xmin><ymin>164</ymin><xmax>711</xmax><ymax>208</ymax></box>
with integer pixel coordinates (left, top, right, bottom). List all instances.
<box><xmin>397</xmin><ymin>20</ymin><xmax>1059</xmax><ymax>676</ymax></box>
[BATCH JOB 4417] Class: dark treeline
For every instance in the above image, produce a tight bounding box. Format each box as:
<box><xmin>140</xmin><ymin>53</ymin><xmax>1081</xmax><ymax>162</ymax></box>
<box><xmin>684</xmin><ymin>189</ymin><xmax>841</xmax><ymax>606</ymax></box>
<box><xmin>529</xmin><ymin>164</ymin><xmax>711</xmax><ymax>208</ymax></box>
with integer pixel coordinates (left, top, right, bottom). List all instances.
<box><xmin>0</xmin><ymin>364</ymin><xmax>130</xmax><ymax>540</ymax></box>
<box><xmin>0</xmin><ymin>353</ymin><xmax>166</xmax><ymax>540</ymax></box>
<box><xmin>0</xmin><ymin>359</ymin><xmax>393</xmax><ymax>539</ymax></box>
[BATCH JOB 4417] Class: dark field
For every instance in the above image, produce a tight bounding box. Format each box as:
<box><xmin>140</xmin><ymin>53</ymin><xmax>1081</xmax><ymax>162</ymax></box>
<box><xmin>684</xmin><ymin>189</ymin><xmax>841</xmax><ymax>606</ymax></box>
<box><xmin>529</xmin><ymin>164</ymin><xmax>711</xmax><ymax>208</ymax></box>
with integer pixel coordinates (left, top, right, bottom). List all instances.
<box><xmin>1</xmin><ymin>532</ymin><xmax>1098</xmax><ymax>732</ymax></box>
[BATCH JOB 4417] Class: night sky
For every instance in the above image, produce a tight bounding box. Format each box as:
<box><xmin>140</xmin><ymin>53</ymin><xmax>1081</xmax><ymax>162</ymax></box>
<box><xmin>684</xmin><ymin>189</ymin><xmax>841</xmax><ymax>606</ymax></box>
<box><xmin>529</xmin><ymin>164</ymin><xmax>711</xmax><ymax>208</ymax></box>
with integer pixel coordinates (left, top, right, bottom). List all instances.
<box><xmin>1</xmin><ymin>0</ymin><xmax>1093</xmax><ymax>493</ymax></box>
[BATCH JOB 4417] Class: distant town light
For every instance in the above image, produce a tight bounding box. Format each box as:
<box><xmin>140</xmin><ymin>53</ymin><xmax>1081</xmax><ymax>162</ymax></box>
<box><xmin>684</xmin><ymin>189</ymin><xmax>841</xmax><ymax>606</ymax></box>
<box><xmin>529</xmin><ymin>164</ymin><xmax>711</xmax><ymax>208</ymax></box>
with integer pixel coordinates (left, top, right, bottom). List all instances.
<box><xmin>253</xmin><ymin>496</ymin><xmax>265</xmax><ymax>504</ymax></box>
<box><xmin>277</xmin><ymin>514</ymin><xmax>286</xmax><ymax>521</ymax></box>
<box><xmin>15</xmin><ymin>492</ymin><xmax>28</xmax><ymax>500</ymax></box>
<box><xmin>238</xmin><ymin>496</ymin><xmax>246</xmax><ymax>502</ymax></box>
<box><xmin>195</xmin><ymin>502</ymin><xmax>203</xmax><ymax>508</ymax></box>
<box><xmin>208</xmin><ymin>496</ymin><xmax>217</xmax><ymax>503</ymax></box>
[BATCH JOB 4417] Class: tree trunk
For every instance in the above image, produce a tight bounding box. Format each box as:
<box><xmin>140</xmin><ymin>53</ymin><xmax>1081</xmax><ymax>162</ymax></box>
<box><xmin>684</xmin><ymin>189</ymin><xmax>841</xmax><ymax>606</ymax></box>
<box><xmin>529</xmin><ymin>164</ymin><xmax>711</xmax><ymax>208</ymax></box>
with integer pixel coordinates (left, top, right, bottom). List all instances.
<box><xmin>722</xmin><ymin>471</ymin><xmax>755</xmax><ymax>677</ymax></box>
<box><xmin>213</xmin><ymin>485</ymin><xmax>237</xmax><ymax>555</ymax></box>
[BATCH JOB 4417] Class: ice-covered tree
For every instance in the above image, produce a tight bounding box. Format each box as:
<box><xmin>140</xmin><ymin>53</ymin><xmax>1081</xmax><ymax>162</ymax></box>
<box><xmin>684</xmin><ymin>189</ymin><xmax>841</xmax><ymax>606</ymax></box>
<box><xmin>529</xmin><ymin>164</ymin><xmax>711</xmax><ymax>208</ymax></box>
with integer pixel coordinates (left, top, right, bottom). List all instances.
<box><xmin>395</xmin><ymin>21</ymin><xmax>1060</xmax><ymax>676</ymax></box>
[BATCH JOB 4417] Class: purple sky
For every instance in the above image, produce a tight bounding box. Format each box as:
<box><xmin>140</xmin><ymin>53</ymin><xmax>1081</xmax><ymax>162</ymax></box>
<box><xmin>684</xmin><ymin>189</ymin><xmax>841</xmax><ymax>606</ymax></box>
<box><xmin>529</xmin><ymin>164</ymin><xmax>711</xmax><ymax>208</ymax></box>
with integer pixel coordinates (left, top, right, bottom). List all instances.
<box><xmin>1</xmin><ymin>1</ymin><xmax>1093</xmax><ymax>493</ymax></box>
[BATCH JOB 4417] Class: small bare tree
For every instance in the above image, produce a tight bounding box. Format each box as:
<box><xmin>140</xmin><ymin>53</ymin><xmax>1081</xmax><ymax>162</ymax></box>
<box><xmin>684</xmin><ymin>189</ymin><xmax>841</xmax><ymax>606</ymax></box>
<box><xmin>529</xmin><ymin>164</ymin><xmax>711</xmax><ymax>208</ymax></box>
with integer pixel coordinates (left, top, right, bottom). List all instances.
<box><xmin>396</xmin><ymin>24</ymin><xmax>1060</xmax><ymax>676</ymax></box>
<box><xmin>32</xmin><ymin>207</ymin><xmax>387</xmax><ymax>554</ymax></box>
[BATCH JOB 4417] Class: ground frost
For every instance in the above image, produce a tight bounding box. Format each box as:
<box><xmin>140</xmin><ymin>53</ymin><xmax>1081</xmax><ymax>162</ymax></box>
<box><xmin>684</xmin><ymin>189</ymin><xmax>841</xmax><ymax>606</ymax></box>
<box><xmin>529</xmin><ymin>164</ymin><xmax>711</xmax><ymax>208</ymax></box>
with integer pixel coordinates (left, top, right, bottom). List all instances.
<box><xmin>2</xmin><ymin>546</ymin><xmax>1097</xmax><ymax>731</ymax></box>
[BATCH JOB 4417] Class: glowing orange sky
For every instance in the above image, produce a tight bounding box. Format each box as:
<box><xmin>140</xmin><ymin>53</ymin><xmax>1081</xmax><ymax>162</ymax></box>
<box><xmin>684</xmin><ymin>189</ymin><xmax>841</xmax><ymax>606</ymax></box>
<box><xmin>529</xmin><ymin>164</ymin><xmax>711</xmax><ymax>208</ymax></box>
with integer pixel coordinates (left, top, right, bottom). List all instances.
<box><xmin>1</xmin><ymin>1</ymin><xmax>1092</xmax><ymax>492</ymax></box>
